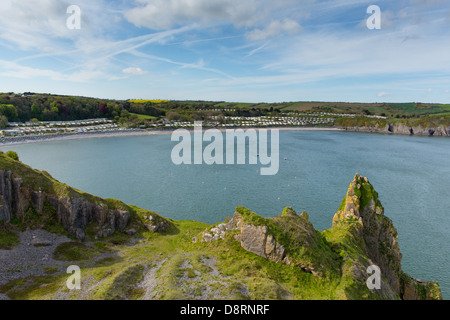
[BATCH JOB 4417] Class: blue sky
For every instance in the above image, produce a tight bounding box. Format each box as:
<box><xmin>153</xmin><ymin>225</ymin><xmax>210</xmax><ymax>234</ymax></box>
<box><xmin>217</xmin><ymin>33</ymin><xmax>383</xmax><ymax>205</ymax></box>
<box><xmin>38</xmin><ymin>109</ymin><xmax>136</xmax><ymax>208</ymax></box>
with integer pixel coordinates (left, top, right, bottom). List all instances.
<box><xmin>0</xmin><ymin>0</ymin><xmax>449</xmax><ymax>103</ymax></box>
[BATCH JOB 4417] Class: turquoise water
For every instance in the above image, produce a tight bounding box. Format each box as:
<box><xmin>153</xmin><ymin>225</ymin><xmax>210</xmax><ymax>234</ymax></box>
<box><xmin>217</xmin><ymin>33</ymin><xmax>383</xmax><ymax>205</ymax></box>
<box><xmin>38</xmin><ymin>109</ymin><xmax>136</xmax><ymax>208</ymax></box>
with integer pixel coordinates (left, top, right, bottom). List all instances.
<box><xmin>2</xmin><ymin>130</ymin><xmax>449</xmax><ymax>299</ymax></box>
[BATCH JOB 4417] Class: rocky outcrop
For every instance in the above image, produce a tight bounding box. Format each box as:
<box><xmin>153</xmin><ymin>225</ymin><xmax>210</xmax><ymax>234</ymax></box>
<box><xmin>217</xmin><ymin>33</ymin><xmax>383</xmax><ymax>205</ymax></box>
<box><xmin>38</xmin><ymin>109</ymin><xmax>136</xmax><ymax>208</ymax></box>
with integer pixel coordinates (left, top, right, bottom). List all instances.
<box><xmin>195</xmin><ymin>175</ymin><xmax>442</xmax><ymax>300</ymax></box>
<box><xmin>332</xmin><ymin>174</ymin><xmax>401</xmax><ymax>295</ymax></box>
<box><xmin>232</xmin><ymin>221</ymin><xmax>287</xmax><ymax>264</ymax></box>
<box><xmin>0</xmin><ymin>169</ymin><xmax>130</xmax><ymax>241</ymax></box>
<box><xmin>0</xmin><ymin>171</ymin><xmax>11</xmax><ymax>222</ymax></box>
<box><xmin>332</xmin><ymin>174</ymin><xmax>441</xmax><ymax>300</ymax></box>
<box><xmin>143</xmin><ymin>214</ymin><xmax>170</xmax><ymax>233</ymax></box>
<box><xmin>196</xmin><ymin>222</ymin><xmax>231</xmax><ymax>242</ymax></box>
<box><xmin>198</xmin><ymin>209</ymin><xmax>288</xmax><ymax>264</ymax></box>
<box><xmin>197</xmin><ymin>207</ymin><xmax>328</xmax><ymax>276</ymax></box>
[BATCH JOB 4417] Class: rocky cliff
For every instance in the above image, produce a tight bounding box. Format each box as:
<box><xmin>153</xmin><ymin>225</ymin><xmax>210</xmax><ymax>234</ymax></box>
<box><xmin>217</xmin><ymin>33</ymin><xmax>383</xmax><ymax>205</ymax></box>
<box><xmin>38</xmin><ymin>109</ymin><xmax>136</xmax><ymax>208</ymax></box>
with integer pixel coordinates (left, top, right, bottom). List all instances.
<box><xmin>331</xmin><ymin>174</ymin><xmax>441</xmax><ymax>299</ymax></box>
<box><xmin>197</xmin><ymin>174</ymin><xmax>442</xmax><ymax>300</ymax></box>
<box><xmin>341</xmin><ymin>123</ymin><xmax>450</xmax><ymax>137</ymax></box>
<box><xmin>0</xmin><ymin>153</ymin><xmax>169</xmax><ymax>241</ymax></box>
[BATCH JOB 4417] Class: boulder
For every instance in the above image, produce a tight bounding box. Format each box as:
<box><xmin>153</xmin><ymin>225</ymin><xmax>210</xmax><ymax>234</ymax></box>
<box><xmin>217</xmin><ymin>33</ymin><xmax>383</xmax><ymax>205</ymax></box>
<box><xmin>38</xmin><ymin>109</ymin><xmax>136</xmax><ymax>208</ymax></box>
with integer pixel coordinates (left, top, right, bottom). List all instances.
<box><xmin>229</xmin><ymin>210</ymin><xmax>287</xmax><ymax>263</ymax></box>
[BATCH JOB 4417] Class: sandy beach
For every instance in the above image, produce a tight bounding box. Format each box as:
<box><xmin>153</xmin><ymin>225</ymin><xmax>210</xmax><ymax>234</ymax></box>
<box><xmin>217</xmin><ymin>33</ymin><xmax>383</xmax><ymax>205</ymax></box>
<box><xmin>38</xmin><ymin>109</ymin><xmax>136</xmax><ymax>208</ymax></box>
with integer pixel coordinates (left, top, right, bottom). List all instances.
<box><xmin>0</xmin><ymin>127</ymin><xmax>343</xmax><ymax>147</ymax></box>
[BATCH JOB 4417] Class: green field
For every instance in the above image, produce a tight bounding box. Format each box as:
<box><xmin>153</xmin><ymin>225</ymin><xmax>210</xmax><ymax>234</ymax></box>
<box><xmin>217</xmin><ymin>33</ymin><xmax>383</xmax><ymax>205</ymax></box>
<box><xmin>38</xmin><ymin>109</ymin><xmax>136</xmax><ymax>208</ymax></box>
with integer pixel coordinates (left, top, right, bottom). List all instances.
<box><xmin>129</xmin><ymin>113</ymin><xmax>156</xmax><ymax>120</ymax></box>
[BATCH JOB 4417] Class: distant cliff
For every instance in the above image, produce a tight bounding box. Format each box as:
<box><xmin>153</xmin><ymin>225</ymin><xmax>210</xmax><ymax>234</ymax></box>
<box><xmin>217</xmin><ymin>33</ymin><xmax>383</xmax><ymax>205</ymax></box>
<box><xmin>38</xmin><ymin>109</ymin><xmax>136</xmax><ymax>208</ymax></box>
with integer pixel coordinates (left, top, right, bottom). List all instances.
<box><xmin>340</xmin><ymin>122</ymin><xmax>450</xmax><ymax>137</ymax></box>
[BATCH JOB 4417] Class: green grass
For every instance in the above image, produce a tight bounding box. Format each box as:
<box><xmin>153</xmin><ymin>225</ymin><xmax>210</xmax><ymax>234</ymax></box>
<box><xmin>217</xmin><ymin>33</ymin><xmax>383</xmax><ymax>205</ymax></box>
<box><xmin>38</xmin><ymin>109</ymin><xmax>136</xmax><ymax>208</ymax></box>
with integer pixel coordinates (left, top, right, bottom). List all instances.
<box><xmin>235</xmin><ymin>206</ymin><xmax>269</xmax><ymax>227</ymax></box>
<box><xmin>0</xmin><ymin>223</ymin><xmax>20</xmax><ymax>249</ymax></box>
<box><xmin>0</xmin><ymin>274</ymin><xmax>67</xmax><ymax>300</ymax></box>
<box><xmin>53</xmin><ymin>242</ymin><xmax>100</xmax><ymax>261</ymax></box>
<box><xmin>102</xmin><ymin>264</ymin><xmax>145</xmax><ymax>300</ymax></box>
<box><xmin>129</xmin><ymin>112</ymin><xmax>156</xmax><ymax>120</ymax></box>
<box><xmin>43</xmin><ymin>266</ymin><xmax>59</xmax><ymax>274</ymax></box>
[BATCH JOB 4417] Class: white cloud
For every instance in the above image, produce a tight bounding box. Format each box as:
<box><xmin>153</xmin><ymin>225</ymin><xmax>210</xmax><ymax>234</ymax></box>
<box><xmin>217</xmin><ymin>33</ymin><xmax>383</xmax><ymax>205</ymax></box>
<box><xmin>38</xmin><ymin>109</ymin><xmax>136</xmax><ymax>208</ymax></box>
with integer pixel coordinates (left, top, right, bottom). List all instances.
<box><xmin>0</xmin><ymin>0</ymin><xmax>113</xmax><ymax>50</ymax></box>
<box><xmin>122</xmin><ymin>67</ymin><xmax>148</xmax><ymax>75</ymax></box>
<box><xmin>123</xmin><ymin>0</ymin><xmax>304</xmax><ymax>30</ymax></box>
<box><xmin>0</xmin><ymin>59</ymin><xmax>104</xmax><ymax>83</ymax></box>
<box><xmin>0</xmin><ymin>59</ymin><xmax>63</xmax><ymax>80</ymax></box>
<box><xmin>246</xmin><ymin>19</ymin><xmax>302</xmax><ymax>41</ymax></box>
<box><xmin>124</xmin><ymin>0</ymin><xmax>258</xmax><ymax>29</ymax></box>
<box><xmin>129</xmin><ymin>50</ymin><xmax>234</xmax><ymax>79</ymax></box>
<box><xmin>67</xmin><ymin>70</ymin><xmax>104</xmax><ymax>82</ymax></box>
<box><xmin>378</xmin><ymin>92</ymin><xmax>391</xmax><ymax>98</ymax></box>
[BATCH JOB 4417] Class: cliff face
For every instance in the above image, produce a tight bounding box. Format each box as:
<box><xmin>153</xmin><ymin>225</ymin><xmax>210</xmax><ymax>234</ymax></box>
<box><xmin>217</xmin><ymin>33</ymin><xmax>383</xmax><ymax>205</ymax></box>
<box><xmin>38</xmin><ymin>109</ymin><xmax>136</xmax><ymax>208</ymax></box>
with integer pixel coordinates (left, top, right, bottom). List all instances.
<box><xmin>331</xmin><ymin>174</ymin><xmax>441</xmax><ymax>299</ymax></box>
<box><xmin>342</xmin><ymin>123</ymin><xmax>450</xmax><ymax>137</ymax></box>
<box><xmin>0</xmin><ymin>168</ymin><xmax>130</xmax><ymax>241</ymax></box>
<box><xmin>197</xmin><ymin>175</ymin><xmax>442</xmax><ymax>300</ymax></box>
<box><xmin>330</xmin><ymin>175</ymin><xmax>401</xmax><ymax>298</ymax></box>
<box><xmin>0</xmin><ymin>152</ymin><xmax>175</xmax><ymax>243</ymax></box>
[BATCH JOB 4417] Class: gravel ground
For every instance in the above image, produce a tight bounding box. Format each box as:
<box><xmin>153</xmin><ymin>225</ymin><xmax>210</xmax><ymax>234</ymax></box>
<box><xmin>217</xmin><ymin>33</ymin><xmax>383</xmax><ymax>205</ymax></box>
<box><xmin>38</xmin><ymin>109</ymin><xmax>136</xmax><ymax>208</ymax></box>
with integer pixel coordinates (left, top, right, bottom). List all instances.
<box><xmin>139</xmin><ymin>258</ymin><xmax>168</xmax><ymax>300</ymax></box>
<box><xmin>0</xmin><ymin>229</ymin><xmax>72</xmax><ymax>290</ymax></box>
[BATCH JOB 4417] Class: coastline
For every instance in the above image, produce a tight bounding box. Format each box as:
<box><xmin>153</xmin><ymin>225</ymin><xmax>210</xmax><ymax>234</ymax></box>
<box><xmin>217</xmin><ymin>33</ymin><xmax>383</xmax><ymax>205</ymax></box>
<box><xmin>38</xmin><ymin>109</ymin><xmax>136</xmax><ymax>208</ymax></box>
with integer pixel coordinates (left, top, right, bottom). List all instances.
<box><xmin>0</xmin><ymin>127</ymin><xmax>344</xmax><ymax>147</ymax></box>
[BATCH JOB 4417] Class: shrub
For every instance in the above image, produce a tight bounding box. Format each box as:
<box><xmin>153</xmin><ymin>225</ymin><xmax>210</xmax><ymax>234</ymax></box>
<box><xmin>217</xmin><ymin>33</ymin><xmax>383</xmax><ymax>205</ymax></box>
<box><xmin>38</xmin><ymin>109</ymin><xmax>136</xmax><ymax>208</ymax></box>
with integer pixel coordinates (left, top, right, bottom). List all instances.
<box><xmin>53</xmin><ymin>242</ymin><xmax>95</xmax><ymax>261</ymax></box>
<box><xmin>5</xmin><ymin>151</ymin><xmax>19</xmax><ymax>161</ymax></box>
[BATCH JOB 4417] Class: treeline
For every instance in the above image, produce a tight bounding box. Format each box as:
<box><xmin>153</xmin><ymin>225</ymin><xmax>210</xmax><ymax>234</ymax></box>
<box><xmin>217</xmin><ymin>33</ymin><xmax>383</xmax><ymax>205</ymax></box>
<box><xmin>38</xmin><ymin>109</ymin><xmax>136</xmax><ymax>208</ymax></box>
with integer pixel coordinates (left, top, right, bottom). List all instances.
<box><xmin>0</xmin><ymin>94</ymin><xmax>230</xmax><ymax>125</ymax></box>
<box><xmin>0</xmin><ymin>93</ymin><xmax>134</xmax><ymax>123</ymax></box>
<box><xmin>0</xmin><ymin>93</ymin><xmax>291</xmax><ymax>125</ymax></box>
<box><xmin>128</xmin><ymin>102</ymin><xmax>166</xmax><ymax>117</ymax></box>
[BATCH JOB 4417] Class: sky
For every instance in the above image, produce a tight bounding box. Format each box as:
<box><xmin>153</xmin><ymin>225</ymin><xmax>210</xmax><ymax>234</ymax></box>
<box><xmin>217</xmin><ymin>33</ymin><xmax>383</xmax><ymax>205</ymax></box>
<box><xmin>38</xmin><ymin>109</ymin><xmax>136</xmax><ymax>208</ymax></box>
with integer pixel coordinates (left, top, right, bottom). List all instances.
<box><xmin>0</xmin><ymin>0</ymin><xmax>449</xmax><ymax>103</ymax></box>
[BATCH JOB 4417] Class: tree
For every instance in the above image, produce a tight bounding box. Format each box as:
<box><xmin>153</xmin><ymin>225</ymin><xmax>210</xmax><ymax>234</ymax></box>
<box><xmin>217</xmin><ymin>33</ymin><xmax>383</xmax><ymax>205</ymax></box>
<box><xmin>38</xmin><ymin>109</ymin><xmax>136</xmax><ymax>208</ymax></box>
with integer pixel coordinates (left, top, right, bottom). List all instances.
<box><xmin>0</xmin><ymin>115</ymin><xmax>8</xmax><ymax>129</ymax></box>
<box><xmin>31</xmin><ymin>104</ymin><xmax>41</xmax><ymax>119</ymax></box>
<box><xmin>0</xmin><ymin>104</ymin><xmax>18</xmax><ymax>121</ymax></box>
<box><xmin>167</xmin><ymin>111</ymin><xmax>187</xmax><ymax>121</ymax></box>
<box><xmin>6</xmin><ymin>151</ymin><xmax>19</xmax><ymax>161</ymax></box>
<box><xmin>99</xmin><ymin>102</ymin><xmax>109</xmax><ymax>115</ymax></box>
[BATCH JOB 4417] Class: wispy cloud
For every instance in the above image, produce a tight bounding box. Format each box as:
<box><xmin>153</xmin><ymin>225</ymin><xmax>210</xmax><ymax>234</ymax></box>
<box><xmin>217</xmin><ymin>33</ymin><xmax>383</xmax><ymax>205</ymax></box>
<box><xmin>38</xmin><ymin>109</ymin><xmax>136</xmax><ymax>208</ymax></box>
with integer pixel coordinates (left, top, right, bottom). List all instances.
<box><xmin>246</xmin><ymin>42</ymin><xmax>270</xmax><ymax>57</ymax></box>
<box><xmin>0</xmin><ymin>59</ymin><xmax>63</xmax><ymax>80</ymax></box>
<box><xmin>122</xmin><ymin>67</ymin><xmax>148</xmax><ymax>76</ymax></box>
<box><xmin>246</xmin><ymin>19</ymin><xmax>302</xmax><ymax>41</ymax></box>
<box><xmin>129</xmin><ymin>50</ymin><xmax>234</xmax><ymax>79</ymax></box>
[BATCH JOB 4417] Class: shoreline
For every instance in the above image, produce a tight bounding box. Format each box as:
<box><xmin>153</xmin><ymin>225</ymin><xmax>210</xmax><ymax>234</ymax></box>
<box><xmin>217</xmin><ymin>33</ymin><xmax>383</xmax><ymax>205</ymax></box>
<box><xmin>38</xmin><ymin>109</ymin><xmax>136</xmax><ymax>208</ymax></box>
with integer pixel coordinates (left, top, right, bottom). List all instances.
<box><xmin>0</xmin><ymin>127</ymin><xmax>344</xmax><ymax>147</ymax></box>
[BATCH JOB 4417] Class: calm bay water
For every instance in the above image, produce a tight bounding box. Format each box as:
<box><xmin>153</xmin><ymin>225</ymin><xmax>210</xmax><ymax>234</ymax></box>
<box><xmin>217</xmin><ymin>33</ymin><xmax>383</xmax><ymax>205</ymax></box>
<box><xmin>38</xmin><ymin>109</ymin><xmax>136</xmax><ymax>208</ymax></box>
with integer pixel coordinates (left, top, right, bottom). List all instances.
<box><xmin>2</xmin><ymin>130</ymin><xmax>449</xmax><ymax>299</ymax></box>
